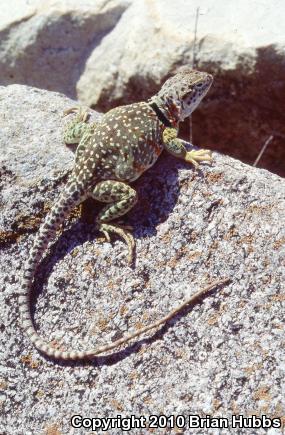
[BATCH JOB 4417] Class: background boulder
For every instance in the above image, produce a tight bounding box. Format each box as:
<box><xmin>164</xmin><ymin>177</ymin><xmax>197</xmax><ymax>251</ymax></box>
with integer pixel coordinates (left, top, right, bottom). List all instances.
<box><xmin>0</xmin><ymin>0</ymin><xmax>285</xmax><ymax>176</ymax></box>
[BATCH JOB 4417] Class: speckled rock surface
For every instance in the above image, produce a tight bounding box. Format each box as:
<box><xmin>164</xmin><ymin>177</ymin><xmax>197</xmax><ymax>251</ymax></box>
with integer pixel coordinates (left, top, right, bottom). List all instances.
<box><xmin>0</xmin><ymin>85</ymin><xmax>284</xmax><ymax>434</ymax></box>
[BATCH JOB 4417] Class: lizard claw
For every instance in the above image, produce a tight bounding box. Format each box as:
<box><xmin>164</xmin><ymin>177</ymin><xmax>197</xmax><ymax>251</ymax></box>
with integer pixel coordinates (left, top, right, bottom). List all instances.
<box><xmin>97</xmin><ymin>223</ymin><xmax>135</xmax><ymax>264</ymax></box>
<box><xmin>185</xmin><ymin>149</ymin><xmax>213</xmax><ymax>168</ymax></box>
<box><xmin>63</xmin><ymin>106</ymin><xmax>90</xmax><ymax>122</ymax></box>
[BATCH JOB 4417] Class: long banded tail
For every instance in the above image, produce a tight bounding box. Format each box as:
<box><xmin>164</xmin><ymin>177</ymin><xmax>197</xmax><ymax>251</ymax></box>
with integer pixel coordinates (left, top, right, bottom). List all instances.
<box><xmin>20</xmin><ymin>186</ymin><xmax>230</xmax><ymax>366</ymax></box>
<box><xmin>19</xmin><ymin>179</ymin><xmax>230</xmax><ymax>361</ymax></box>
<box><xmin>19</xmin><ymin>179</ymin><xmax>88</xmax><ymax>359</ymax></box>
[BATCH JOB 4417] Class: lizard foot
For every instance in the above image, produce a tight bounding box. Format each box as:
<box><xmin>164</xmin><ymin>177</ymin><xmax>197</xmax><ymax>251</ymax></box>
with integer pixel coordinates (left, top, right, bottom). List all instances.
<box><xmin>63</xmin><ymin>106</ymin><xmax>90</xmax><ymax>123</ymax></box>
<box><xmin>185</xmin><ymin>149</ymin><xmax>213</xmax><ymax>168</ymax></box>
<box><xmin>97</xmin><ymin>223</ymin><xmax>135</xmax><ymax>264</ymax></box>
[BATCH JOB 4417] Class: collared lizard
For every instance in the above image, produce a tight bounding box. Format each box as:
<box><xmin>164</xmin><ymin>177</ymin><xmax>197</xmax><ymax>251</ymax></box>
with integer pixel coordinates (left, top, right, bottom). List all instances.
<box><xmin>19</xmin><ymin>67</ymin><xmax>229</xmax><ymax>360</ymax></box>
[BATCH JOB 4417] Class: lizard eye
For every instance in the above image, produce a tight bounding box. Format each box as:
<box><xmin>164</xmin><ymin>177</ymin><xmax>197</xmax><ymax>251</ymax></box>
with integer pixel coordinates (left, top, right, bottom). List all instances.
<box><xmin>196</xmin><ymin>83</ymin><xmax>204</xmax><ymax>88</ymax></box>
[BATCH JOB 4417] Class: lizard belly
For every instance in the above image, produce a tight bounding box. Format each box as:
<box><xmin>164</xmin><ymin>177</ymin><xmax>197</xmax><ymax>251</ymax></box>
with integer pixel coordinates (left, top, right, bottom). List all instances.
<box><xmin>135</xmin><ymin>139</ymin><xmax>163</xmax><ymax>169</ymax></box>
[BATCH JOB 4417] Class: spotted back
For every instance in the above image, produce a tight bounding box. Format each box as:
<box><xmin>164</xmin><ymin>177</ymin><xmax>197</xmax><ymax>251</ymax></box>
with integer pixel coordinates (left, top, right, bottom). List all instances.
<box><xmin>73</xmin><ymin>102</ymin><xmax>165</xmax><ymax>184</ymax></box>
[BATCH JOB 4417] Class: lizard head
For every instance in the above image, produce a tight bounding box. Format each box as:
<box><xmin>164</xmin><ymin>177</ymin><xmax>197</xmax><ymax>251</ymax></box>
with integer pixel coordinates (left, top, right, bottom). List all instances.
<box><xmin>153</xmin><ymin>67</ymin><xmax>213</xmax><ymax>123</ymax></box>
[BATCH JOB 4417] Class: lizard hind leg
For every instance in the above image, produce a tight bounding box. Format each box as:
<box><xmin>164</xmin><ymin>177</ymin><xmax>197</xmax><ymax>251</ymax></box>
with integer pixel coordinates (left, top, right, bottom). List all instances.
<box><xmin>91</xmin><ymin>180</ymin><xmax>138</xmax><ymax>263</ymax></box>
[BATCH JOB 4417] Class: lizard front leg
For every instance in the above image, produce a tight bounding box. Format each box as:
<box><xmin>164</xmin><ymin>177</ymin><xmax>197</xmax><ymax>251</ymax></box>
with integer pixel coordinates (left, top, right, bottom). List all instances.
<box><xmin>63</xmin><ymin>106</ymin><xmax>99</xmax><ymax>160</ymax></box>
<box><xmin>63</xmin><ymin>107</ymin><xmax>91</xmax><ymax>144</ymax></box>
<box><xmin>91</xmin><ymin>180</ymin><xmax>138</xmax><ymax>263</ymax></box>
<box><xmin>163</xmin><ymin>127</ymin><xmax>212</xmax><ymax>168</ymax></box>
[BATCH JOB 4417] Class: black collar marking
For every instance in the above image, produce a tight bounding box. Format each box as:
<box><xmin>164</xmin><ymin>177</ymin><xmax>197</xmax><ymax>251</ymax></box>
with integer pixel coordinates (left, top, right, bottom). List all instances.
<box><xmin>149</xmin><ymin>102</ymin><xmax>172</xmax><ymax>128</ymax></box>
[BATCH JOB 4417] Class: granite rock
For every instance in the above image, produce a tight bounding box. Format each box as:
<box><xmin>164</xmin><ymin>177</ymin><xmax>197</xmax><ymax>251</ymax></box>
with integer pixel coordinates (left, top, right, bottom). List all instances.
<box><xmin>0</xmin><ymin>85</ymin><xmax>284</xmax><ymax>434</ymax></box>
